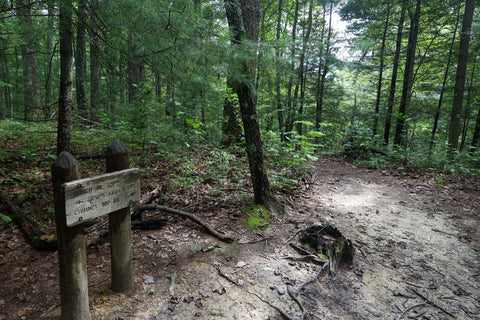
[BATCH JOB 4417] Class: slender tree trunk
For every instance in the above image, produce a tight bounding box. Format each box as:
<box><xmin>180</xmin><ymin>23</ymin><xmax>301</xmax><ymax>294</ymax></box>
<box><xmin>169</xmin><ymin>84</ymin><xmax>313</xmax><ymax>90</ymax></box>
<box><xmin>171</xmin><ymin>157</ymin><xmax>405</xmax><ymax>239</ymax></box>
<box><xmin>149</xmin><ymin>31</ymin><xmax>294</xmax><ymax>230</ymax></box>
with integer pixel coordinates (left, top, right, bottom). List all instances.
<box><xmin>274</xmin><ymin>0</ymin><xmax>284</xmax><ymax>138</ymax></box>
<box><xmin>429</xmin><ymin>8</ymin><xmax>460</xmax><ymax>155</ymax></box>
<box><xmin>0</xmin><ymin>0</ymin><xmax>11</xmax><ymax>120</ymax></box>
<box><xmin>285</xmin><ymin>0</ymin><xmax>299</xmax><ymax>133</ymax></box>
<box><xmin>460</xmin><ymin>60</ymin><xmax>476</xmax><ymax>150</ymax></box>
<box><xmin>448</xmin><ymin>0</ymin><xmax>475</xmax><ymax>156</ymax></box>
<box><xmin>44</xmin><ymin>0</ymin><xmax>55</xmax><ymax>119</ymax></box>
<box><xmin>222</xmin><ymin>0</ymin><xmax>243</xmax><ymax>145</ymax></box>
<box><xmin>224</xmin><ymin>0</ymin><xmax>282</xmax><ymax>213</ymax></box>
<box><xmin>89</xmin><ymin>15</ymin><xmax>100</xmax><ymax>121</ymax></box>
<box><xmin>315</xmin><ymin>0</ymin><xmax>333</xmax><ymax>139</ymax></box>
<box><xmin>393</xmin><ymin>0</ymin><xmax>421</xmax><ymax>146</ymax></box>
<box><xmin>314</xmin><ymin>1</ymin><xmax>327</xmax><ymax>143</ymax></box>
<box><xmin>295</xmin><ymin>0</ymin><xmax>313</xmax><ymax>136</ymax></box>
<box><xmin>16</xmin><ymin>0</ymin><xmax>41</xmax><ymax>121</ymax></box>
<box><xmin>471</xmin><ymin>106</ymin><xmax>480</xmax><ymax>150</ymax></box>
<box><xmin>57</xmin><ymin>0</ymin><xmax>74</xmax><ymax>154</ymax></box>
<box><xmin>384</xmin><ymin>0</ymin><xmax>406</xmax><ymax>145</ymax></box>
<box><xmin>373</xmin><ymin>5</ymin><xmax>390</xmax><ymax>138</ymax></box>
<box><xmin>75</xmin><ymin>0</ymin><xmax>88</xmax><ymax>120</ymax></box>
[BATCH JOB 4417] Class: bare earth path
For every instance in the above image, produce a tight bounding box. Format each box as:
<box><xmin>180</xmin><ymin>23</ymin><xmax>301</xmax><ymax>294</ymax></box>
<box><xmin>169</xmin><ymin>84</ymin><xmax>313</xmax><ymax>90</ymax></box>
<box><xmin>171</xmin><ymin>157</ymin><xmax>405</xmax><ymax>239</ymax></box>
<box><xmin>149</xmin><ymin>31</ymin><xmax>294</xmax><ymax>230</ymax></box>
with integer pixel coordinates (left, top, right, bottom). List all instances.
<box><xmin>1</xmin><ymin>156</ymin><xmax>479</xmax><ymax>319</ymax></box>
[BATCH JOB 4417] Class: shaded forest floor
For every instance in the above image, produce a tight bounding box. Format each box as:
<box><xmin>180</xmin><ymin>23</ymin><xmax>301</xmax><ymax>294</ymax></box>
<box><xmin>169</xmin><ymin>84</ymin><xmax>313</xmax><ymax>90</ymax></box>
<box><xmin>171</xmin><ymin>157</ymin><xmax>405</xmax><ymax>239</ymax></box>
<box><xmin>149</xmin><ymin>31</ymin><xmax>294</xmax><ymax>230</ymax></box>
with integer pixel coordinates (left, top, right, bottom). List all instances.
<box><xmin>1</xmin><ymin>155</ymin><xmax>479</xmax><ymax>319</ymax></box>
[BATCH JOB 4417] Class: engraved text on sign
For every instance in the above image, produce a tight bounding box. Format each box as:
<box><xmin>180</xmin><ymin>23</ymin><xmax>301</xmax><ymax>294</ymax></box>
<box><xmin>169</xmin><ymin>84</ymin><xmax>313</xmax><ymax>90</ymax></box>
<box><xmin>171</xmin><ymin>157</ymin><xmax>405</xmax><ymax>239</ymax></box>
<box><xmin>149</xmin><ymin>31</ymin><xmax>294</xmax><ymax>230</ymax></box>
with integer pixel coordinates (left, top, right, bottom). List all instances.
<box><xmin>63</xmin><ymin>168</ymin><xmax>140</xmax><ymax>226</ymax></box>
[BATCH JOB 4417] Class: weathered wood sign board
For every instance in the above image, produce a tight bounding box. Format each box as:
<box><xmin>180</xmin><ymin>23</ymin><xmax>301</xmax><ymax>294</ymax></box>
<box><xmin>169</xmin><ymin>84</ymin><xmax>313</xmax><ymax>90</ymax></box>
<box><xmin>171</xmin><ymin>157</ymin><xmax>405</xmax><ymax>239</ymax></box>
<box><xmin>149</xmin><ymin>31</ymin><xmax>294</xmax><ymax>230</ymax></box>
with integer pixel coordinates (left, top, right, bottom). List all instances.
<box><xmin>62</xmin><ymin>168</ymin><xmax>140</xmax><ymax>227</ymax></box>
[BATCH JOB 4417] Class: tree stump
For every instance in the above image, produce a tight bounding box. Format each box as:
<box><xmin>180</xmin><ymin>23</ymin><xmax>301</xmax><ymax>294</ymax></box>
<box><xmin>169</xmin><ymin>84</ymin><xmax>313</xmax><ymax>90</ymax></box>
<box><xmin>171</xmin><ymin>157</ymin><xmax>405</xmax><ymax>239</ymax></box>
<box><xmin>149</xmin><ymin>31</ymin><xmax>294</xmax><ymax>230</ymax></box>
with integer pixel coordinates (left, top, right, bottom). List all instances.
<box><xmin>300</xmin><ymin>224</ymin><xmax>354</xmax><ymax>273</ymax></box>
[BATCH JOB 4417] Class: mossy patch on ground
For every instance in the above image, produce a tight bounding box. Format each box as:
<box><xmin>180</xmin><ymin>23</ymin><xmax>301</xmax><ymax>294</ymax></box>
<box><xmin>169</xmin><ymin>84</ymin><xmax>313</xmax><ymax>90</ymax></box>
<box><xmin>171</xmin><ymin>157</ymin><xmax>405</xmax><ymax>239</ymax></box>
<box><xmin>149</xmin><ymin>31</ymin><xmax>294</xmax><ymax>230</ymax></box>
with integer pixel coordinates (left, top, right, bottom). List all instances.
<box><xmin>242</xmin><ymin>205</ymin><xmax>271</xmax><ymax>230</ymax></box>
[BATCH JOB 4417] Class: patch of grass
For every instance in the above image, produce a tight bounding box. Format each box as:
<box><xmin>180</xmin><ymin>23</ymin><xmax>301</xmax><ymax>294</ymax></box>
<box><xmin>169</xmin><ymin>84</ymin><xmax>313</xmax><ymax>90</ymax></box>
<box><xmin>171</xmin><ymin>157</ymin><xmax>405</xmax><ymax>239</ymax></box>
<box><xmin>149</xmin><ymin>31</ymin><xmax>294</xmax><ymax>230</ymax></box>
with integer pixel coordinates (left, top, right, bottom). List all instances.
<box><xmin>242</xmin><ymin>205</ymin><xmax>271</xmax><ymax>230</ymax></box>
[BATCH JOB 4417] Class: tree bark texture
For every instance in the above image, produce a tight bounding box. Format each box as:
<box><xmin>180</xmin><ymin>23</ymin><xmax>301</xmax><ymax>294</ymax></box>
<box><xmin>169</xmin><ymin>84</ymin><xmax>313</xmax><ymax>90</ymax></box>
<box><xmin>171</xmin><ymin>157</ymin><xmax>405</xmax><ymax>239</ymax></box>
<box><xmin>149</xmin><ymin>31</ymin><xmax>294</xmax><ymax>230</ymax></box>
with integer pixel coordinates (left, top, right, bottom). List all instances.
<box><xmin>16</xmin><ymin>0</ymin><xmax>41</xmax><ymax>121</ymax></box>
<box><xmin>224</xmin><ymin>0</ymin><xmax>282</xmax><ymax>213</ymax></box>
<box><xmin>315</xmin><ymin>1</ymin><xmax>333</xmax><ymax>140</ymax></box>
<box><xmin>75</xmin><ymin>0</ymin><xmax>88</xmax><ymax>120</ymax></box>
<box><xmin>45</xmin><ymin>0</ymin><xmax>55</xmax><ymax>119</ymax></box>
<box><xmin>57</xmin><ymin>0</ymin><xmax>74</xmax><ymax>154</ymax></box>
<box><xmin>89</xmin><ymin>0</ymin><xmax>100</xmax><ymax>121</ymax></box>
<box><xmin>429</xmin><ymin>8</ymin><xmax>460</xmax><ymax>154</ymax></box>
<box><xmin>448</xmin><ymin>0</ymin><xmax>475</xmax><ymax>155</ymax></box>
<box><xmin>373</xmin><ymin>4</ymin><xmax>390</xmax><ymax>138</ymax></box>
<box><xmin>393</xmin><ymin>0</ymin><xmax>421</xmax><ymax>146</ymax></box>
<box><xmin>384</xmin><ymin>0</ymin><xmax>406</xmax><ymax>145</ymax></box>
<box><xmin>274</xmin><ymin>0</ymin><xmax>284</xmax><ymax>138</ymax></box>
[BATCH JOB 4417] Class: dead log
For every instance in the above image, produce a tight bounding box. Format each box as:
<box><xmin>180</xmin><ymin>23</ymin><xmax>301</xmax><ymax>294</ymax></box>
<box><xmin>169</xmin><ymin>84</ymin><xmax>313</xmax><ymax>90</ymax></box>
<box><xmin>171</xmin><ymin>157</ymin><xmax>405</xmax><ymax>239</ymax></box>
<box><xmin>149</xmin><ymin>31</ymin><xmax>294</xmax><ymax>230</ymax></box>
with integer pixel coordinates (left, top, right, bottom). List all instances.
<box><xmin>135</xmin><ymin>203</ymin><xmax>234</xmax><ymax>243</ymax></box>
<box><xmin>0</xmin><ymin>189</ymin><xmax>57</xmax><ymax>250</ymax></box>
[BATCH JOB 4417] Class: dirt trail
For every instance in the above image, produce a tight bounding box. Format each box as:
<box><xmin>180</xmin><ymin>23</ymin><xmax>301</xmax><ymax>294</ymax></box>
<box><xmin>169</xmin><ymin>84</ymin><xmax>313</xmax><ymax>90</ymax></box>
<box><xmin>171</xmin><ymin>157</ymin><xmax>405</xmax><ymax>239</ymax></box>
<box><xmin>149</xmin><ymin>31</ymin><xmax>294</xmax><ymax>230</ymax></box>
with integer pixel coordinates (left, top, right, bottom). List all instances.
<box><xmin>1</xmin><ymin>156</ymin><xmax>479</xmax><ymax>319</ymax></box>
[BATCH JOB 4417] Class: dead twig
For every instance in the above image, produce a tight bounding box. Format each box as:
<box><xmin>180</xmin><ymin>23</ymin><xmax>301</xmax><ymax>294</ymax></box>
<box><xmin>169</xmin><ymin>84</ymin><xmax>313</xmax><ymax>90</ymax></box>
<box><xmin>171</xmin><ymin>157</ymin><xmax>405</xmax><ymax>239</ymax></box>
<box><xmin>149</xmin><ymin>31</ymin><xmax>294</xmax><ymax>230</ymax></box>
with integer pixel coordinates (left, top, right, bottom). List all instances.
<box><xmin>289</xmin><ymin>243</ymin><xmax>313</xmax><ymax>256</ymax></box>
<box><xmin>216</xmin><ymin>267</ymin><xmax>239</xmax><ymax>286</ymax></box>
<box><xmin>287</xmin><ymin>285</ymin><xmax>306</xmax><ymax>320</ymax></box>
<box><xmin>398</xmin><ymin>302</ymin><xmax>427</xmax><ymax>319</ymax></box>
<box><xmin>136</xmin><ymin>203</ymin><xmax>234</xmax><ymax>243</ymax></box>
<box><xmin>410</xmin><ymin>288</ymin><xmax>456</xmax><ymax>318</ymax></box>
<box><xmin>283</xmin><ymin>255</ymin><xmax>327</xmax><ymax>266</ymax></box>
<box><xmin>294</xmin><ymin>261</ymin><xmax>329</xmax><ymax>296</ymax></box>
<box><xmin>284</xmin><ymin>229</ymin><xmax>302</xmax><ymax>244</ymax></box>
<box><xmin>248</xmin><ymin>291</ymin><xmax>294</xmax><ymax>320</ymax></box>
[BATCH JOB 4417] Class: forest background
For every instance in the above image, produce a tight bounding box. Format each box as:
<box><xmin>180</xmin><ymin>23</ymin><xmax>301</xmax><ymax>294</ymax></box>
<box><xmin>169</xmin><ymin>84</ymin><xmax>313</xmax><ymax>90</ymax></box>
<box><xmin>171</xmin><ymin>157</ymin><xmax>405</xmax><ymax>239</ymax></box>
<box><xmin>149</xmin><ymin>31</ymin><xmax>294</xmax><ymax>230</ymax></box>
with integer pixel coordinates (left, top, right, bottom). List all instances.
<box><xmin>0</xmin><ymin>0</ymin><xmax>479</xmax><ymax>216</ymax></box>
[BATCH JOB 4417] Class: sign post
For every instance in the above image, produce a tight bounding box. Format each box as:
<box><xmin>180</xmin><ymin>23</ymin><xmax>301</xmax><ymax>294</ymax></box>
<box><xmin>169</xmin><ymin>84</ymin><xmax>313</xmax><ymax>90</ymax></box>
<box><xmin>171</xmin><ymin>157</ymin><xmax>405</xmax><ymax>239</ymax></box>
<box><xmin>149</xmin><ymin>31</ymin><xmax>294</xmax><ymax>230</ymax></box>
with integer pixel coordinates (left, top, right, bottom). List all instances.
<box><xmin>52</xmin><ymin>140</ymin><xmax>140</xmax><ymax>319</ymax></box>
<box><xmin>52</xmin><ymin>152</ymin><xmax>91</xmax><ymax>320</ymax></box>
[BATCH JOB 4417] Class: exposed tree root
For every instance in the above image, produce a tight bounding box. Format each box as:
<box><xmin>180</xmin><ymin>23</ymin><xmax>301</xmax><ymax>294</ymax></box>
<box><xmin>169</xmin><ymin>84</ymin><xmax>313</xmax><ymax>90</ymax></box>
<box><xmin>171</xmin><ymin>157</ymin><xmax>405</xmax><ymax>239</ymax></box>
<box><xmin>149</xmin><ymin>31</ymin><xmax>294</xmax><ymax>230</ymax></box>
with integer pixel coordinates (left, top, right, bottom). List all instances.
<box><xmin>135</xmin><ymin>203</ymin><xmax>235</xmax><ymax>243</ymax></box>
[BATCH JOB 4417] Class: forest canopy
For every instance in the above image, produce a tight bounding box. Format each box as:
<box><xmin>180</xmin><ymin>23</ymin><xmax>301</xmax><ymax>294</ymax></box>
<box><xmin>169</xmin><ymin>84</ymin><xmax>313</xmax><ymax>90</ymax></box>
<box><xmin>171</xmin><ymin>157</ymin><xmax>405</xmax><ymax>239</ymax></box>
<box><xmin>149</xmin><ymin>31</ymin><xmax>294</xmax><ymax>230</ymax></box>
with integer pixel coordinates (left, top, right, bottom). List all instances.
<box><xmin>0</xmin><ymin>0</ymin><xmax>479</xmax><ymax>176</ymax></box>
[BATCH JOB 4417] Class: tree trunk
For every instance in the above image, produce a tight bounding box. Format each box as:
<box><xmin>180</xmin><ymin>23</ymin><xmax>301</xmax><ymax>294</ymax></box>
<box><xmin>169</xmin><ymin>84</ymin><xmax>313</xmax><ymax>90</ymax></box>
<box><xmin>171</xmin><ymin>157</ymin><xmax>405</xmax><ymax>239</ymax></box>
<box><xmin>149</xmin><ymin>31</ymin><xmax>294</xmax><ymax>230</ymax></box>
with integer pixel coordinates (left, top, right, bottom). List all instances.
<box><xmin>75</xmin><ymin>0</ymin><xmax>88</xmax><ymax>121</ymax></box>
<box><xmin>460</xmin><ymin>60</ymin><xmax>476</xmax><ymax>150</ymax></box>
<box><xmin>448</xmin><ymin>0</ymin><xmax>475</xmax><ymax>156</ymax></box>
<box><xmin>384</xmin><ymin>0</ymin><xmax>406</xmax><ymax>145</ymax></box>
<box><xmin>274</xmin><ymin>0</ymin><xmax>284</xmax><ymax>138</ymax></box>
<box><xmin>315</xmin><ymin>0</ymin><xmax>333</xmax><ymax>141</ymax></box>
<box><xmin>285</xmin><ymin>0</ymin><xmax>299</xmax><ymax>133</ymax></box>
<box><xmin>295</xmin><ymin>0</ymin><xmax>313</xmax><ymax>136</ymax></box>
<box><xmin>222</xmin><ymin>0</ymin><xmax>243</xmax><ymax>146</ymax></box>
<box><xmin>57</xmin><ymin>0</ymin><xmax>74</xmax><ymax>154</ymax></box>
<box><xmin>372</xmin><ymin>4</ymin><xmax>390</xmax><ymax>138</ymax></box>
<box><xmin>471</xmin><ymin>105</ymin><xmax>480</xmax><ymax>150</ymax></box>
<box><xmin>224</xmin><ymin>0</ymin><xmax>283</xmax><ymax>213</ymax></box>
<box><xmin>429</xmin><ymin>8</ymin><xmax>460</xmax><ymax>155</ymax></box>
<box><xmin>393</xmin><ymin>0</ymin><xmax>421</xmax><ymax>146</ymax></box>
<box><xmin>44</xmin><ymin>0</ymin><xmax>55</xmax><ymax>119</ymax></box>
<box><xmin>16</xmin><ymin>0</ymin><xmax>41</xmax><ymax>121</ymax></box>
<box><xmin>89</xmin><ymin>34</ymin><xmax>100</xmax><ymax>121</ymax></box>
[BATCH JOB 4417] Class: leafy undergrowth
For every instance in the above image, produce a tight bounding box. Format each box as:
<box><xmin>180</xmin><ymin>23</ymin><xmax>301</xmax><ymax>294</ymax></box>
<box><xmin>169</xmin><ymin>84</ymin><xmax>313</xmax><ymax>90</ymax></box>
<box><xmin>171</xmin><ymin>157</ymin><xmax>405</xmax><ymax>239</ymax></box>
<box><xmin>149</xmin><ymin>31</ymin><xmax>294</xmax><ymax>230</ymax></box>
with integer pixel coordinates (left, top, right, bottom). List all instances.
<box><xmin>0</xmin><ymin>120</ymin><xmax>310</xmax><ymax>235</ymax></box>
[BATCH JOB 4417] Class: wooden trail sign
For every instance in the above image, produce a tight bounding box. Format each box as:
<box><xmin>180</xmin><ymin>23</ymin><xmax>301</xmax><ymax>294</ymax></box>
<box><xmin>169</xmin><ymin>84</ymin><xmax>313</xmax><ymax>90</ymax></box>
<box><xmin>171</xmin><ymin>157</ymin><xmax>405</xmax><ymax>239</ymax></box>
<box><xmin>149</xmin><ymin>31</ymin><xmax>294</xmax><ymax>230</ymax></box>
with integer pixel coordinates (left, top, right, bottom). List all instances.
<box><xmin>53</xmin><ymin>140</ymin><xmax>137</xmax><ymax>320</ymax></box>
<box><xmin>63</xmin><ymin>168</ymin><xmax>140</xmax><ymax>227</ymax></box>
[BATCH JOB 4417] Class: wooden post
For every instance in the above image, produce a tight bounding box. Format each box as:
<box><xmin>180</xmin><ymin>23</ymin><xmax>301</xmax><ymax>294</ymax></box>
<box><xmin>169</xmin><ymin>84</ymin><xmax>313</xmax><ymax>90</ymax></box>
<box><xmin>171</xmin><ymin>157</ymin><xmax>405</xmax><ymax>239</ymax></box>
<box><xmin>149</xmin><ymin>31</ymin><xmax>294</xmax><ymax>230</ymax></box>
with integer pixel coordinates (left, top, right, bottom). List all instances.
<box><xmin>52</xmin><ymin>152</ymin><xmax>91</xmax><ymax>320</ymax></box>
<box><xmin>106</xmin><ymin>140</ymin><xmax>134</xmax><ymax>293</ymax></box>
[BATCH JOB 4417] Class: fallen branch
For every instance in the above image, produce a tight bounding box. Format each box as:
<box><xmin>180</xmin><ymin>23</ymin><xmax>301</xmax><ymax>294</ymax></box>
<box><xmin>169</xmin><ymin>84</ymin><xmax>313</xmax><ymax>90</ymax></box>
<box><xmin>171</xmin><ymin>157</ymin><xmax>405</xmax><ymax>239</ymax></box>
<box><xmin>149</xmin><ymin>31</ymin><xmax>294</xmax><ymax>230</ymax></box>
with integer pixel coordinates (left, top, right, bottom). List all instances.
<box><xmin>0</xmin><ymin>189</ymin><xmax>57</xmax><ymax>250</ymax></box>
<box><xmin>135</xmin><ymin>203</ymin><xmax>234</xmax><ymax>243</ymax></box>
<box><xmin>135</xmin><ymin>203</ymin><xmax>234</xmax><ymax>242</ymax></box>
<box><xmin>139</xmin><ymin>186</ymin><xmax>162</xmax><ymax>205</ymax></box>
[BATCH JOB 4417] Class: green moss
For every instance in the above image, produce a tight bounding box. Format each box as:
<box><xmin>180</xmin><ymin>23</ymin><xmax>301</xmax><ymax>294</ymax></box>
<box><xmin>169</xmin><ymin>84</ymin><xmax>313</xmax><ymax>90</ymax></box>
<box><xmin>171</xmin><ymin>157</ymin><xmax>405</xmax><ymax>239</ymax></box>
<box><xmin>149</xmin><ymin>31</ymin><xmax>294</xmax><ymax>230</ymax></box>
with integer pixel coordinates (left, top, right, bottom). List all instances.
<box><xmin>242</xmin><ymin>205</ymin><xmax>271</xmax><ymax>230</ymax></box>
